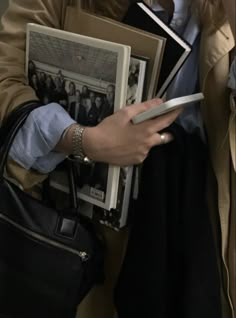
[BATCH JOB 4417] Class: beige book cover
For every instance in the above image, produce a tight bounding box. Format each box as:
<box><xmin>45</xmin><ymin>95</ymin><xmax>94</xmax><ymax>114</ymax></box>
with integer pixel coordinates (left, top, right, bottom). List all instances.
<box><xmin>64</xmin><ymin>7</ymin><xmax>166</xmax><ymax>100</ymax></box>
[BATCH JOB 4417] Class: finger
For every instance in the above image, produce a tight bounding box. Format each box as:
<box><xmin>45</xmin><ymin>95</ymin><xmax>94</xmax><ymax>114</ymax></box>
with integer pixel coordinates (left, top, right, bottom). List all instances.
<box><xmin>159</xmin><ymin>132</ymin><xmax>174</xmax><ymax>144</ymax></box>
<box><xmin>142</xmin><ymin>107</ymin><xmax>183</xmax><ymax>134</ymax></box>
<box><xmin>126</xmin><ymin>98</ymin><xmax>163</xmax><ymax>118</ymax></box>
<box><xmin>149</xmin><ymin>132</ymin><xmax>174</xmax><ymax>147</ymax></box>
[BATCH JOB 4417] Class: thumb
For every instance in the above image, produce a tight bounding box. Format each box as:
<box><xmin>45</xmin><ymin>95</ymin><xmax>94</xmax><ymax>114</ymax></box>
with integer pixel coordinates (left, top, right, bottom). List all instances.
<box><xmin>126</xmin><ymin>98</ymin><xmax>163</xmax><ymax>118</ymax></box>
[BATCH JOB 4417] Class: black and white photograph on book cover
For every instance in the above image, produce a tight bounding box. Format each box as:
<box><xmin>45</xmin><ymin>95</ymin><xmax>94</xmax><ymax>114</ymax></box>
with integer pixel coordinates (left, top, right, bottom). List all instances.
<box><xmin>26</xmin><ymin>23</ymin><xmax>130</xmax><ymax>211</ymax></box>
<box><xmin>126</xmin><ymin>56</ymin><xmax>148</xmax><ymax>106</ymax></box>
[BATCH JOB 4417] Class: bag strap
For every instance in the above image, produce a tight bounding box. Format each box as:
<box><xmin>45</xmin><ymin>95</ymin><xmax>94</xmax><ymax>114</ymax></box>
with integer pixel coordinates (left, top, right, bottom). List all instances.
<box><xmin>0</xmin><ymin>101</ymin><xmax>81</xmax><ymax>214</ymax></box>
<box><xmin>67</xmin><ymin>160</ymin><xmax>80</xmax><ymax>209</ymax></box>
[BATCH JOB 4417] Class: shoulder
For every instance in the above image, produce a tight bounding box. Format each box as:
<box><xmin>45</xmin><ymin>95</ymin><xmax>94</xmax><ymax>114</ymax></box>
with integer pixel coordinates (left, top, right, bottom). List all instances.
<box><xmin>1</xmin><ymin>0</ymin><xmax>66</xmax><ymax>31</ymax></box>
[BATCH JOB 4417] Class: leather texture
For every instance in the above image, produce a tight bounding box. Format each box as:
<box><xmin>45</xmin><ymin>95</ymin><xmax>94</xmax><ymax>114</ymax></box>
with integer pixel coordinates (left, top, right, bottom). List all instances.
<box><xmin>0</xmin><ymin>102</ymin><xmax>104</xmax><ymax>318</ymax></box>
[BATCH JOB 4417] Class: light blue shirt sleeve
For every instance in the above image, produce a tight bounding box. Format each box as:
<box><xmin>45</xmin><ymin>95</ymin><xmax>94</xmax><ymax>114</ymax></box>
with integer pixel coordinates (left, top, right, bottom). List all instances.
<box><xmin>9</xmin><ymin>103</ymin><xmax>76</xmax><ymax>174</ymax></box>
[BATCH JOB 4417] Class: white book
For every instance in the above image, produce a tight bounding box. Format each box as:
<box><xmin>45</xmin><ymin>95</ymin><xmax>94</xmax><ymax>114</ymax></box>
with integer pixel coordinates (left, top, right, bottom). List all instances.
<box><xmin>97</xmin><ymin>55</ymin><xmax>148</xmax><ymax>230</ymax></box>
<box><xmin>132</xmin><ymin>93</ymin><xmax>204</xmax><ymax>124</ymax></box>
<box><xmin>26</xmin><ymin>23</ymin><xmax>131</xmax><ymax>211</ymax></box>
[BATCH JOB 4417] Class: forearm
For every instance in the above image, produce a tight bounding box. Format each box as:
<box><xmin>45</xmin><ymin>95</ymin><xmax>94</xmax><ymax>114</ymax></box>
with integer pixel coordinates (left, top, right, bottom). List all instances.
<box><xmin>10</xmin><ymin>96</ymin><xmax>182</xmax><ymax>174</ymax></box>
<box><xmin>9</xmin><ymin>103</ymin><xmax>76</xmax><ymax>173</ymax></box>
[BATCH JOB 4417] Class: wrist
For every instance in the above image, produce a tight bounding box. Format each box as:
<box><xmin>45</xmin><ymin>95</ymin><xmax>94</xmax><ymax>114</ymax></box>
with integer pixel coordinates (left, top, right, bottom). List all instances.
<box><xmin>55</xmin><ymin>124</ymin><xmax>76</xmax><ymax>154</ymax></box>
<box><xmin>56</xmin><ymin>123</ymin><xmax>97</xmax><ymax>163</ymax></box>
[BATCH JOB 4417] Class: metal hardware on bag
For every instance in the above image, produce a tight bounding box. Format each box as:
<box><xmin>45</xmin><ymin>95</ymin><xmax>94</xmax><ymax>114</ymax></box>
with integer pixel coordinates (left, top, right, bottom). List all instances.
<box><xmin>0</xmin><ymin>212</ymin><xmax>89</xmax><ymax>261</ymax></box>
<box><xmin>79</xmin><ymin>251</ymin><xmax>89</xmax><ymax>262</ymax></box>
<box><xmin>56</xmin><ymin>215</ymin><xmax>78</xmax><ymax>240</ymax></box>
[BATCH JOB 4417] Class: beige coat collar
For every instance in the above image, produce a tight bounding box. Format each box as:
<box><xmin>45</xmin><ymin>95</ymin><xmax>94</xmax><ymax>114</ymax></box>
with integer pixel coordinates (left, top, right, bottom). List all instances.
<box><xmin>200</xmin><ymin>22</ymin><xmax>235</xmax><ymax>87</ymax></box>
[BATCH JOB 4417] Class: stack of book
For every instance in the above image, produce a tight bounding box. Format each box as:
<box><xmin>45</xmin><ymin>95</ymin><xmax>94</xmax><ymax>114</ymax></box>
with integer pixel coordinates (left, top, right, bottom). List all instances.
<box><xmin>26</xmin><ymin>2</ymin><xmax>191</xmax><ymax>230</ymax></box>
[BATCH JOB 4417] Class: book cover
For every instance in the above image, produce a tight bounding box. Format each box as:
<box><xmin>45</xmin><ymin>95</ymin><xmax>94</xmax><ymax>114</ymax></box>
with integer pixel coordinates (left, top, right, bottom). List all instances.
<box><xmin>46</xmin><ymin>55</ymin><xmax>148</xmax><ymax>230</ymax></box>
<box><xmin>126</xmin><ymin>55</ymin><xmax>148</xmax><ymax>105</ymax></box>
<box><xmin>123</xmin><ymin>1</ymin><xmax>192</xmax><ymax>97</ymax></box>
<box><xmin>64</xmin><ymin>7</ymin><xmax>165</xmax><ymax>99</ymax></box>
<box><xmin>26</xmin><ymin>23</ymin><xmax>131</xmax><ymax>211</ymax></box>
<box><xmin>95</xmin><ymin>55</ymin><xmax>148</xmax><ymax>230</ymax></box>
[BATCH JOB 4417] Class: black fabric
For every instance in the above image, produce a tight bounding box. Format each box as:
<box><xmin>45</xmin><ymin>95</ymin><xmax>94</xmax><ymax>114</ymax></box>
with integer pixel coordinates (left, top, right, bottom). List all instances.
<box><xmin>114</xmin><ymin>125</ymin><xmax>222</xmax><ymax>318</ymax></box>
<box><xmin>0</xmin><ymin>103</ymin><xmax>105</xmax><ymax>318</ymax></box>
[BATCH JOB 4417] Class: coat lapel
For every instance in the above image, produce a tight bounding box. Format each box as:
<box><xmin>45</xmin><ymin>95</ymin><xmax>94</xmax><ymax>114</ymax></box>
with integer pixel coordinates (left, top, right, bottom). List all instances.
<box><xmin>200</xmin><ymin>22</ymin><xmax>235</xmax><ymax>88</ymax></box>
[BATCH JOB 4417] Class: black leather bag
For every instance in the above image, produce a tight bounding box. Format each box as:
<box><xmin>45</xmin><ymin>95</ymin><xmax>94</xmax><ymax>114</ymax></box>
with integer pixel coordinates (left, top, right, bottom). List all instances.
<box><xmin>0</xmin><ymin>102</ymin><xmax>104</xmax><ymax>318</ymax></box>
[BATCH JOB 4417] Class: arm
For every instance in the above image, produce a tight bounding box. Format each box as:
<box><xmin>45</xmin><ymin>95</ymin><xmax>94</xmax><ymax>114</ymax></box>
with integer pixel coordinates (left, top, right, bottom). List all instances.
<box><xmin>57</xmin><ymin>101</ymin><xmax>181</xmax><ymax>166</ymax></box>
<box><xmin>9</xmin><ymin>103</ymin><xmax>76</xmax><ymax>173</ymax></box>
<box><xmin>0</xmin><ymin>0</ymin><xmax>66</xmax><ymax>120</ymax></box>
<box><xmin>0</xmin><ymin>0</ymin><xmax>75</xmax><ymax>176</ymax></box>
<box><xmin>1</xmin><ymin>0</ymin><xmax>182</xmax><ymax>183</ymax></box>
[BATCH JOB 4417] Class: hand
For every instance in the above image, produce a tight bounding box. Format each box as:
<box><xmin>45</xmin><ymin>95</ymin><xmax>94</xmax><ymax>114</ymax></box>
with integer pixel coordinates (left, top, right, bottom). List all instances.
<box><xmin>83</xmin><ymin>98</ymin><xmax>182</xmax><ymax>166</ymax></box>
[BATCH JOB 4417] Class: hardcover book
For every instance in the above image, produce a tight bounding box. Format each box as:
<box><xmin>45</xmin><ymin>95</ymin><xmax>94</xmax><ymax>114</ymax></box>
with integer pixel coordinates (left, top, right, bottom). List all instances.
<box><xmin>64</xmin><ymin>7</ymin><xmax>166</xmax><ymax>99</ymax></box>
<box><xmin>92</xmin><ymin>55</ymin><xmax>148</xmax><ymax>230</ymax></box>
<box><xmin>26</xmin><ymin>23</ymin><xmax>130</xmax><ymax>211</ymax></box>
<box><xmin>123</xmin><ymin>1</ymin><xmax>192</xmax><ymax>97</ymax></box>
<box><xmin>26</xmin><ymin>23</ymin><xmax>148</xmax><ymax>229</ymax></box>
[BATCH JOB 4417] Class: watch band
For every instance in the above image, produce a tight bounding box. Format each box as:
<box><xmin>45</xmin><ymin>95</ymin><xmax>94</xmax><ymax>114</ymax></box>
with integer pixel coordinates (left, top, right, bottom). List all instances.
<box><xmin>72</xmin><ymin>125</ymin><xmax>92</xmax><ymax>164</ymax></box>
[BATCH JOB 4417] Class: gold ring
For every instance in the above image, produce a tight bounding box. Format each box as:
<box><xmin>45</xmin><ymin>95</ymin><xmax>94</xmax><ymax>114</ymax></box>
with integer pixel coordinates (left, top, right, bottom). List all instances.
<box><xmin>160</xmin><ymin>133</ymin><xmax>166</xmax><ymax>144</ymax></box>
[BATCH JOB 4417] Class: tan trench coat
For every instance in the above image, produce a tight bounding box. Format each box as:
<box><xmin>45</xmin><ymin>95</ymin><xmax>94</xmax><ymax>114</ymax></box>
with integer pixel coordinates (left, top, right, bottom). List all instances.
<box><xmin>200</xmin><ymin>22</ymin><xmax>235</xmax><ymax>317</ymax></box>
<box><xmin>0</xmin><ymin>1</ymin><xmax>235</xmax><ymax>317</ymax></box>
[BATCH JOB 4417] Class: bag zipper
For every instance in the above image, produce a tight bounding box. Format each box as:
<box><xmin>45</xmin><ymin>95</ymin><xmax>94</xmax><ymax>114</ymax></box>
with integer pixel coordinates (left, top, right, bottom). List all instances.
<box><xmin>0</xmin><ymin>213</ymin><xmax>89</xmax><ymax>262</ymax></box>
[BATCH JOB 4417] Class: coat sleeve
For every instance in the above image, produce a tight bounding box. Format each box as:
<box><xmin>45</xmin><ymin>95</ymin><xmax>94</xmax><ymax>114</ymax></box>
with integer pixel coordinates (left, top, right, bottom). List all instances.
<box><xmin>0</xmin><ymin>0</ymin><xmax>67</xmax><ymax>121</ymax></box>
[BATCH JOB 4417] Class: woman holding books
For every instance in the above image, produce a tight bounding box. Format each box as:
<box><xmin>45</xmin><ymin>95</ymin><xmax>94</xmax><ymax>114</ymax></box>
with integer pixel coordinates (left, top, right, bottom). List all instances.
<box><xmin>0</xmin><ymin>1</ymin><xmax>180</xmax><ymax>318</ymax></box>
<box><xmin>0</xmin><ymin>1</ymin><xmax>235</xmax><ymax>318</ymax></box>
